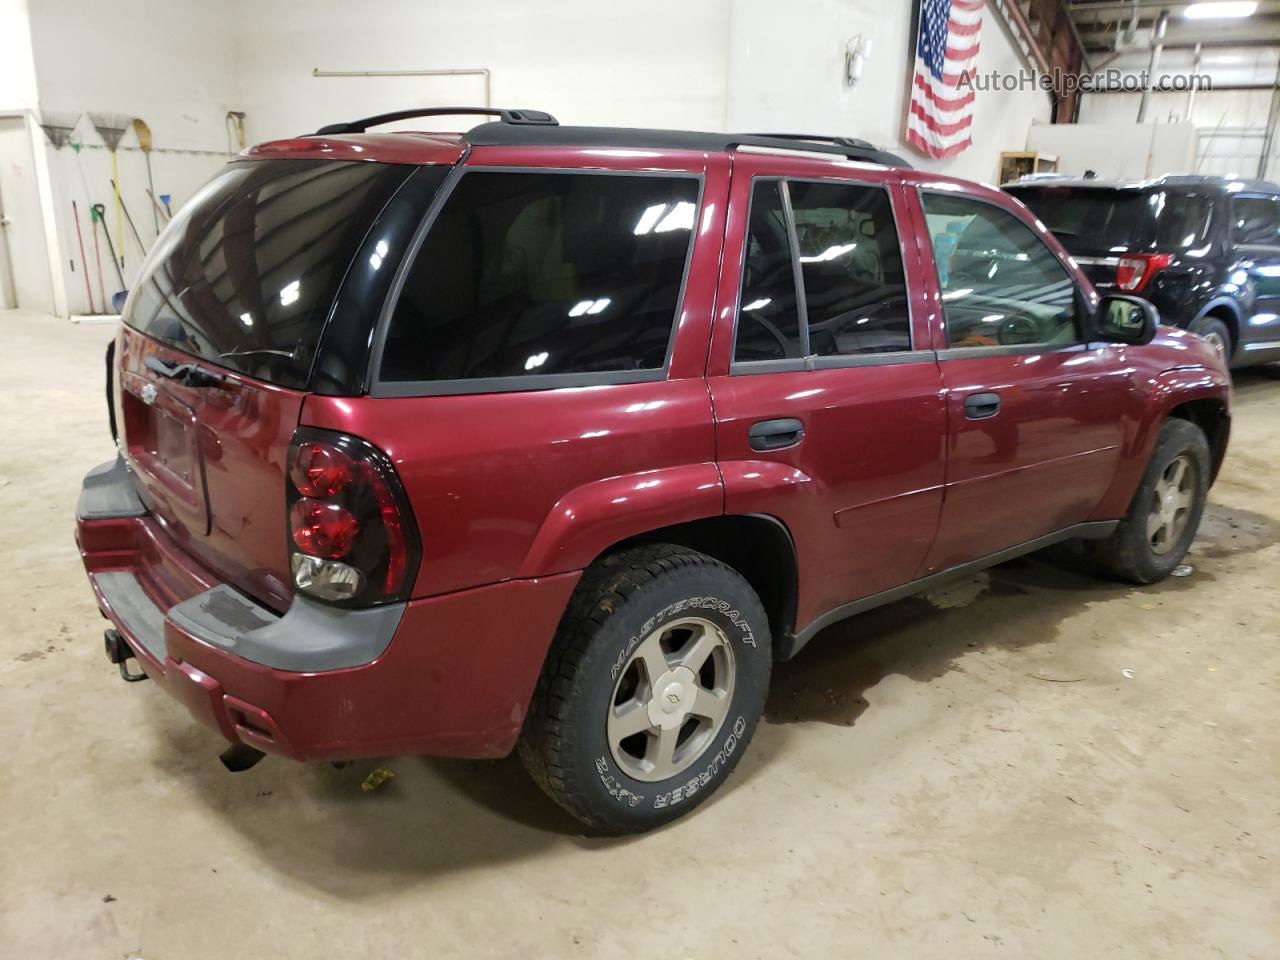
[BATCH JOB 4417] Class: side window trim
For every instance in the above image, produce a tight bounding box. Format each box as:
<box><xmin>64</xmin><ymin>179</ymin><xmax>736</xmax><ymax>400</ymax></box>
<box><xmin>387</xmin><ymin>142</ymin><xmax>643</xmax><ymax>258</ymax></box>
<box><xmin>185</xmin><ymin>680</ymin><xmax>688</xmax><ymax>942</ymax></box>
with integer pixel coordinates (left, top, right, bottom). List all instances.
<box><xmin>779</xmin><ymin>180</ymin><xmax>812</xmax><ymax>358</ymax></box>
<box><xmin>366</xmin><ymin>165</ymin><xmax>705</xmax><ymax>399</ymax></box>
<box><xmin>730</xmin><ymin>174</ymin><xmax>927</xmax><ymax>376</ymax></box>
<box><xmin>915</xmin><ymin>185</ymin><xmax>1089</xmax><ymax>357</ymax></box>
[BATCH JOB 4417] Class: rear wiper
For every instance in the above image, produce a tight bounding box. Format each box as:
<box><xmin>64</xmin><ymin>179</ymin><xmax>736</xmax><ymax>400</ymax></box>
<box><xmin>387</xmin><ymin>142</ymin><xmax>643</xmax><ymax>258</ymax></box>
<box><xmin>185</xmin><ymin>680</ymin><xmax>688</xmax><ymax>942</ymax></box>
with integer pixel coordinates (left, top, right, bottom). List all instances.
<box><xmin>218</xmin><ymin>348</ymin><xmax>298</xmax><ymax>360</ymax></box>
<box><xmin>144</xmin><ymin>354</ymin><xmax>224</xmax><ymax>388</ymax></box>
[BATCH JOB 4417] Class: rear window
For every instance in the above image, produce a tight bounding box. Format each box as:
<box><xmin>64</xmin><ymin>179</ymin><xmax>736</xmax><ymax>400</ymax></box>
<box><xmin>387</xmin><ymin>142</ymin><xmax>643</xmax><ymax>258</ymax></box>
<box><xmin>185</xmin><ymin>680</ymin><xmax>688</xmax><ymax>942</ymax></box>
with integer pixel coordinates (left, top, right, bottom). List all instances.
<box><xmin>1011</xmin><ymin>186</ymin><xmax>1215</xmax><ymax>253</ymax></box>
<box><xmin>124</xmin><ymin>159</ymin><xmax>413</xmax><ymax>389</ymax></box>
<box><xmin>378</xmin><ymin>171</ymin><xmax>699</xmax><ymax>387</ymax></box>
<box><xmin>1009</xmin><ymin>187</ymin><xmax>1148</xmax><ymax>249</ymax></box>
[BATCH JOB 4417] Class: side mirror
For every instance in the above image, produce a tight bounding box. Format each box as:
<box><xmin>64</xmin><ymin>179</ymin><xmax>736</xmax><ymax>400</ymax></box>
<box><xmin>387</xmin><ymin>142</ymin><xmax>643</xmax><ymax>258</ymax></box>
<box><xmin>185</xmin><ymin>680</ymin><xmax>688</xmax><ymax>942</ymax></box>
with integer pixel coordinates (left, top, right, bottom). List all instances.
<box><xmin>1095</xmin><ymin>295</ymin><xmax>1158</xmax><ymax>345</ymax></box>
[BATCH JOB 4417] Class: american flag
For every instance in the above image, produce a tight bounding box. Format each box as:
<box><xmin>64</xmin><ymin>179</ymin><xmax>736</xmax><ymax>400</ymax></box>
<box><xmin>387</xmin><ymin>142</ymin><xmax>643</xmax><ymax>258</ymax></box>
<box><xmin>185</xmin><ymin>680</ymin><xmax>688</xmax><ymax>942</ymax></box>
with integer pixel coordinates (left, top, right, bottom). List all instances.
<box><xmin>906</xmin><ymin>0</ymin><xmax>986</xmax><ymax>159</ymax></box>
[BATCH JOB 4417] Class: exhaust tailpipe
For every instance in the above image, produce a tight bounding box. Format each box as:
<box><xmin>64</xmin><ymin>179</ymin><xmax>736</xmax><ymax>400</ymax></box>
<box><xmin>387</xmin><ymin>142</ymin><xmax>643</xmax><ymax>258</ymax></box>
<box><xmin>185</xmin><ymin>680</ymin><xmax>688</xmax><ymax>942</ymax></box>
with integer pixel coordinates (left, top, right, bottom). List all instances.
<box><xmin>220</xmin><ymin>744</ymin><xmax>266</xmax><ymax>772</ymax></box>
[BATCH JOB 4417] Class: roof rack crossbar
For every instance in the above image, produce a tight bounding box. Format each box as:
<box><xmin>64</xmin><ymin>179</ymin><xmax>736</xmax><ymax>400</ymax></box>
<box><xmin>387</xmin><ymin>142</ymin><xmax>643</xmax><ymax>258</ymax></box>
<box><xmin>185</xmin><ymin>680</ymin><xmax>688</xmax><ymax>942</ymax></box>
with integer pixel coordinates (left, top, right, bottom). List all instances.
<box><xmin>728</xmin><ymin>135</ymin><xmax>906</xmax><ymax>166</ymax></box>
<box><xmin>313</xmin><ymin>107</ymin><xmax>558</xmax><ymax>137</ymax></box>
<box><xmin>458</xmin><ymin>123</ymin><xmax>910</xmax><ymax>168</ymax></box>
<box><xmin>740</xmin><ymin>133</ymin><xmax>878</xmax><ymax>150</ymax></box>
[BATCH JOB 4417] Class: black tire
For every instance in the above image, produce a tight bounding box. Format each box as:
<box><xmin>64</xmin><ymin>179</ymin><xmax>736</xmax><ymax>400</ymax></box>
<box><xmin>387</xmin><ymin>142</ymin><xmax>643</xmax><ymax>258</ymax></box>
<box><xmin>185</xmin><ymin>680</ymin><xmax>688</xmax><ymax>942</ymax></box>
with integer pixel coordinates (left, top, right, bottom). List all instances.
<box><xmin>1087</xmin><ymin>418</ymin><xmax>1210</xmax><ymax>584</ymax></box>
<box><xmin>519</xmin><ymin>544</ymin><xmax>772</xmax><ymax>834</ymax></box>
<box><xmin>1188</xmin><ymin>315</ymin><xmax>1232</xmax><ymax>362</ymax></box>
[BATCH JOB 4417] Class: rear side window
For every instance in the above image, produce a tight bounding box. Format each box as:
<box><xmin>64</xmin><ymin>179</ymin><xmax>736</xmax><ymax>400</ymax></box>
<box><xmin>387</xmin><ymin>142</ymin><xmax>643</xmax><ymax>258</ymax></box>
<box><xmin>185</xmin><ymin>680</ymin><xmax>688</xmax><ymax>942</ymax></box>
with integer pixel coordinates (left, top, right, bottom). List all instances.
<box><xmin>379</xmin><ymin>171</ymin><xmax>699</xmax><ymax>385</ymax></box>
<box><xmin>1154</xmin><ymin>192</ymin><xmax>1214</xmax><ymax>250</ymax></box>
<box><xmin>734</xmin><ymin>178</ymin><xmax>910</xmax><ymax>364</ymax></box>
<box><xmin>125</xmin><ymin>159</ymin><xmax>413</xmax><ymax>389</ymax></box>
<box><xmin>1232</xmin><ymin>195</ymin><xmax>1280</xmax><ymax>245</ymax></box>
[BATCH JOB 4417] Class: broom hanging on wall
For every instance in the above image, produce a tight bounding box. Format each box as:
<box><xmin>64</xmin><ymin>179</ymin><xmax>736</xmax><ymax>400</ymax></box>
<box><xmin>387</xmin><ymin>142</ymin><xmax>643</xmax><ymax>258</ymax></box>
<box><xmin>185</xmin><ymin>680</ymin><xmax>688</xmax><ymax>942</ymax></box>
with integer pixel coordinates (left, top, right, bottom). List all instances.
<box><xmin>88</xmin><ymin>113</ymin><xmax>131</xmax><ymax>270</ymax></box>
<box><xmin>131</xmin><ymin>118</ymin><xmax>160</xmax><ymax>237</ymax></box>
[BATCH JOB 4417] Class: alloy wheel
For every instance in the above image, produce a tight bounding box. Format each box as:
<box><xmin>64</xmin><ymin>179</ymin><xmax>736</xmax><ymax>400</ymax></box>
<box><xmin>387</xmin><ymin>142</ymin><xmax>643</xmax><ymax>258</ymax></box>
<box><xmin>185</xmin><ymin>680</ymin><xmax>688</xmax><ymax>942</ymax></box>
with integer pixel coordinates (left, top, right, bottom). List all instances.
<box><xmin>606</xmin><ymin>617</ymin><xmax>735</xmax><ymax>782</ymax></box>
<box><xmin>1147</xmin><ymin>453</ymin><xmax>1197</xmax><ymax>555</ymax></box>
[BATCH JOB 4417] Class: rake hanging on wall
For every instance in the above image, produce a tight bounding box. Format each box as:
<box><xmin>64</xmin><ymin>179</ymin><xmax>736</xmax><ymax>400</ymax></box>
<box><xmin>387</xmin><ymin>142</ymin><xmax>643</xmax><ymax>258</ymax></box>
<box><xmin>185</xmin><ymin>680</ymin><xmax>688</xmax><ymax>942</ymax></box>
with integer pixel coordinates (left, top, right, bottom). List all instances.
<box><xmin>88</xmin><ymin>112</ymin><xmax>131</xmax><ymax>269</ymax></box>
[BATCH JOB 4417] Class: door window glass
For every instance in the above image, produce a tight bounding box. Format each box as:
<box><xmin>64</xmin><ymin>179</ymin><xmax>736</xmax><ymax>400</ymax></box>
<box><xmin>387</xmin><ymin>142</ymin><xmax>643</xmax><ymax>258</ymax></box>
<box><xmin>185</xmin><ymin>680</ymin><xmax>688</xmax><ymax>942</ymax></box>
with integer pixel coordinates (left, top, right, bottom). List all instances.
<box><xmin>922</xmin><ymin>193</ymin><xmax>1080</xmax><ymax>349</ymax></box>
<box><xmin>789</xmin><ymin>181</ymin><xmax>911</xmax><ymax>356</ymax></box>
<box><xmin>734</xmin><ymin>181</ymin><xmax>804</xmax><ymax>362</ymax></box>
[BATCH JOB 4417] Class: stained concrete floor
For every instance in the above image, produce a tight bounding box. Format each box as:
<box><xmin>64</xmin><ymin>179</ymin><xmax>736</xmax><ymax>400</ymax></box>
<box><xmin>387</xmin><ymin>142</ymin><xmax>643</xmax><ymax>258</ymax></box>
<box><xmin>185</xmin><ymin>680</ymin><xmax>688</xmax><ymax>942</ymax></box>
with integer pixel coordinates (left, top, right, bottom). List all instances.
<box><xmin>1</xmin><ymin>308</ymin><xmax>1277</xmax><ymax>958</ymax></box>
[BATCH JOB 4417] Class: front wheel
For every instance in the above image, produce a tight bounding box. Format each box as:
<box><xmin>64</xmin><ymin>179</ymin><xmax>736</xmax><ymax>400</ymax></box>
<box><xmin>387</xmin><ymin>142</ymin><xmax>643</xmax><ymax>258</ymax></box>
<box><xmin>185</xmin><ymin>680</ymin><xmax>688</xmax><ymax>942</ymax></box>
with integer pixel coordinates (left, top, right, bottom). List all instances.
<box><xmin>519</xmin><ymin>545</ymin><xmax>771</xmax><ymax>834</ymax></box>
<box><xmin>1087</xmin><ymin>418</ymin><xmax>1210</xmax><ymax>584</ymax></box>
<box><xmin>1188</xmin><ymin>315</ymin><xmax>1232</xmax><ymax>361</ymax></box>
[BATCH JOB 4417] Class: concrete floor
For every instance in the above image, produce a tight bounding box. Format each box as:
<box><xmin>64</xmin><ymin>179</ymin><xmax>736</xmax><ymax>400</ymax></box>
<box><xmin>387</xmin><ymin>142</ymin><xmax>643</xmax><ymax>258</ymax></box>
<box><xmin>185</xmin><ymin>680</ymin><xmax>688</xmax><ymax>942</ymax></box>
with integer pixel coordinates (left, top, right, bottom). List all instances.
<box><xmin>1</xmin><ymin>308</ymin><xmax>1277</xmax><ymax>958</ymax></box>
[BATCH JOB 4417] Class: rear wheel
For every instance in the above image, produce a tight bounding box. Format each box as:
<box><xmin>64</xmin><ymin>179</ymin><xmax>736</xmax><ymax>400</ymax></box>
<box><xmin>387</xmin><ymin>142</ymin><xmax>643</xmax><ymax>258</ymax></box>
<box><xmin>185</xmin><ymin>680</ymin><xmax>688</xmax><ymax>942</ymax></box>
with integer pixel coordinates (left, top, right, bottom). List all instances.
<box><xmin>519</xmin><ymin>545</ymin><xmax>771</xmax><ymax>834</ymax></box>
<box><xmin>1188</xmin><ymin>315</ymin><xmax>1232</xmax><ymax>361</ymax></box>
<box><xmin>1087</xmin><ymin>418</ymin><xmax>1210</xmax><ymax>584</ymax></box>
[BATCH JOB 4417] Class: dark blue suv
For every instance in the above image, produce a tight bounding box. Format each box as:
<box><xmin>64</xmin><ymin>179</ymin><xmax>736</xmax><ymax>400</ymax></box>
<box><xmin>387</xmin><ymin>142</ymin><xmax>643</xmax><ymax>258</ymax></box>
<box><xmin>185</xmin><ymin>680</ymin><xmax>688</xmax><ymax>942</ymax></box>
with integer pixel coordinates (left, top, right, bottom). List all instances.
<box><xmin>1006</xmin><ymin>175</ymin><xmax>1280</xmax><ymax>370</ymax></box>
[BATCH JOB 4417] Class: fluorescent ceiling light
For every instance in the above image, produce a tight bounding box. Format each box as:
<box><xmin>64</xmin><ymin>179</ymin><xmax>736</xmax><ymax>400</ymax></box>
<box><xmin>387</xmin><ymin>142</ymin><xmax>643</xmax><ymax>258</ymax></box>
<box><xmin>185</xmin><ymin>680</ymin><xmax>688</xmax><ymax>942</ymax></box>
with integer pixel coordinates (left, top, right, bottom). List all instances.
<box><xmin>1183</xmin><ymin>2</ymin><xmax>1257</xmax><ymax>19</ymax></box>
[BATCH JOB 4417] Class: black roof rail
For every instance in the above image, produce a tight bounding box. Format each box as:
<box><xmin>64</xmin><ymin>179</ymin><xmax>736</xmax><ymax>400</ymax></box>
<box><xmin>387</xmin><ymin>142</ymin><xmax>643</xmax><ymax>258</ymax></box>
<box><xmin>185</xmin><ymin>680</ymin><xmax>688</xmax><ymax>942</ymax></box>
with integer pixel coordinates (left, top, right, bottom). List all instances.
<box><xmin>313</xmin><ymin>106</ymin><xmax>558</xmax><ymax>136</ymax></box>
<box><xmin>462</xmin><ymin>123</ymin><xmax>910</xmax><ymax>168</ymax></box>
<box><xmin>740</xmin><ymin>133</ymin><xmax>879</xmax><ymax>151</ymax></box>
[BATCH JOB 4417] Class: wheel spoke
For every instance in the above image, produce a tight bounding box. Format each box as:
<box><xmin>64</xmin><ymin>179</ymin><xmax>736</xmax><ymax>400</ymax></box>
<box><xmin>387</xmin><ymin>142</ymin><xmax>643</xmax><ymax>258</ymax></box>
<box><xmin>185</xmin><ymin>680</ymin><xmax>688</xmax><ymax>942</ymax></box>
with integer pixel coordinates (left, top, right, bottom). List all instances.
<box><xmin>689</xmin><ymin>686</ymin><xmax>728</xmax><ymax>726</ymax></box>
<box><xmin>634</xmin><ymin>633</ymin><xmax>670</xmax><ymax>686</ymax></box>
<box><xmin>1169</xmin><ymin>458</ymin><xmax>1187</xmax><ymax>490</ymax></box>
<box><xmin>647</xmin><ymin>726</ymin><xmax>680</xmax><ymax>779</ymax></box>
<box><xmin>610</xmin><ymin>702</ymin><xmax>652</xmax><ymax>741</ymax></box>
<box><xmin>677</xmin><ymin>626</ymin><xmax>719</xmax><ymax>673</ymax></box>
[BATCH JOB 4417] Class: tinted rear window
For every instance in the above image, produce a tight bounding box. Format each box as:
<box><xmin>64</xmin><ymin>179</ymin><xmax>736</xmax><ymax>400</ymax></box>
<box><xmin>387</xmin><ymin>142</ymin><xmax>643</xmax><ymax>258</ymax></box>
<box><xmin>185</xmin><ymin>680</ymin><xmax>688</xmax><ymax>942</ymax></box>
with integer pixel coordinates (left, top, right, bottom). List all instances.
<box><xmin>1012</xmin><ymin>186</ymin><xmax>1215</xmax><ymax>253</ymax></box>
<box><xmin>124</xmin><ymin>159</ymin><xmax>412</xmax><ymax>389</ymax></box>
<box><xmin>1010</xmin><ymin>187</ymin><xmax>1147</xmax><ymax>249</ymax></box>
<box><xmin>378</xmin><ymin>171</ymin><xmax>699</xmax><ymax>385</ymax></box>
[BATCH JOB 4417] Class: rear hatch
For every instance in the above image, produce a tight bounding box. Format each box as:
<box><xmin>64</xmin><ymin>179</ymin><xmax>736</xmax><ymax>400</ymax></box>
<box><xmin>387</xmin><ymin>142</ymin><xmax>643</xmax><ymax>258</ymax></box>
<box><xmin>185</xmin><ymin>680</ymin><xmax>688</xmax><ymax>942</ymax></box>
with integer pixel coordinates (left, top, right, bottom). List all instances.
<box><xmin>114</xmin><ymin>156</ymin><xmax>420</xmax><ymax>611</ymax></box>
<box><xmin>1007</xmin><ymin>184</ymin><xmax>1153</xmax><ymax>288</ymax></box>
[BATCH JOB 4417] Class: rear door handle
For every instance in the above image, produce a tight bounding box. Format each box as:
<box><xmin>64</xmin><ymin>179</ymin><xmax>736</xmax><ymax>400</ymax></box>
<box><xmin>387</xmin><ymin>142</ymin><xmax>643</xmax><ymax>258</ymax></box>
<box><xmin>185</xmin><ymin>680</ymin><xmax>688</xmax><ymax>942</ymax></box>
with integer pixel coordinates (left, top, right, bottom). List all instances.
<box><xmin>748</xmin><ymin>418</ymin><xmax>805</xmax><ymax>451</ymax></box>
<box><xmin>963</xmin><ymin>392</ymin><xmax>1001</xmax><ymax>420</ymax></box>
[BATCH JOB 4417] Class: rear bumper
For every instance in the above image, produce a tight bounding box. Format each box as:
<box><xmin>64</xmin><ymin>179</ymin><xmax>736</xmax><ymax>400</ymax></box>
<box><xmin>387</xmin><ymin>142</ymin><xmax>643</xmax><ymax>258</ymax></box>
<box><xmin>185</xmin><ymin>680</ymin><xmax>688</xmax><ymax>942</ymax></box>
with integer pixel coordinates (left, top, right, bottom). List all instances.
<box><xmin>77</xmin><ymin>458</ymin><xmax>580</xmax><ymax>761</ymax></box>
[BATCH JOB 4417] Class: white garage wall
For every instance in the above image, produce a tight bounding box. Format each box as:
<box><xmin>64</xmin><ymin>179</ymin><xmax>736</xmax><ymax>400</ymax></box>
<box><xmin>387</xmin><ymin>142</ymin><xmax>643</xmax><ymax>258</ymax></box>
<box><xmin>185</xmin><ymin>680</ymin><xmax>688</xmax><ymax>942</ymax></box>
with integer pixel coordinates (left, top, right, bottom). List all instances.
<box><xmin>15</xmin><ymin>0</ymin><xmax>1051</xmax><ymax>315</ymax></box>
<box><xmin>25</xmin><ymin>0</ymin><xmax>242</xmax><ymax>314</ymax></box>
<box><xmin>233</xmin><ymin>0</ymin><xmax>733</xmax><ymax>141</ymax></box>
<box><xmin>1078</xmin><ymin>50</ymin><xmax>1280</xmax><ymax>181</ymax></box>
<box><xmin>0</xmin><ymin>0</ymin><xmax>39</xmax><ymax>111</ymax></box>
<box><xmin>726</xmin><ymin>0</ymin><xmax>1051</xmax><ymax>183</ymax></box>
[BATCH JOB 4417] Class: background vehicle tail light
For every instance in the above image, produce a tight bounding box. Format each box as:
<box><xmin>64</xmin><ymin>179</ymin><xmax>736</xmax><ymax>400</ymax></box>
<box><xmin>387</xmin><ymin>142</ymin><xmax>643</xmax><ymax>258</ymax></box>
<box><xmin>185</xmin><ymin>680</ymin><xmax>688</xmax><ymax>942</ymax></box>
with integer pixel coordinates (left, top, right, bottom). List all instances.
<box><xmin>1115</xmin><ymin>253</ymin><xmax>1173</xmax><ymax>293</ymax></box>
<box><xmin>285</xmin><ymin>429</ymin><xmax>420</xmax><ymax>605</ymax></box>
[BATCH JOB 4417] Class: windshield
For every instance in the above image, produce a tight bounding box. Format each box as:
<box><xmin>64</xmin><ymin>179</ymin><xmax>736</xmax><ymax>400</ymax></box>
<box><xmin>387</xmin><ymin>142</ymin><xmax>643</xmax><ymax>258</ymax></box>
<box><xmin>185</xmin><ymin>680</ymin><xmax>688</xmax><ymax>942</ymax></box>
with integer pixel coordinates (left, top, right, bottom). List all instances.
<box><xmin>123</xmin><ymin>159</ymin><xmax>413</xmax><ymax>388</ymax></box>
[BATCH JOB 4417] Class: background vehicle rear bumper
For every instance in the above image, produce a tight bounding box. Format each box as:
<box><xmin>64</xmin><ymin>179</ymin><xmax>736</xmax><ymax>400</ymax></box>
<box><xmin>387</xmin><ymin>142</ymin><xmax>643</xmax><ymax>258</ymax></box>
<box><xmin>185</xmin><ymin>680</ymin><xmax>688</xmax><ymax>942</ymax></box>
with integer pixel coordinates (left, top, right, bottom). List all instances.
<box><xmin>77</xmin><ymin>458</ymin><xmax>581</xmax><ymax>761</ymax></box>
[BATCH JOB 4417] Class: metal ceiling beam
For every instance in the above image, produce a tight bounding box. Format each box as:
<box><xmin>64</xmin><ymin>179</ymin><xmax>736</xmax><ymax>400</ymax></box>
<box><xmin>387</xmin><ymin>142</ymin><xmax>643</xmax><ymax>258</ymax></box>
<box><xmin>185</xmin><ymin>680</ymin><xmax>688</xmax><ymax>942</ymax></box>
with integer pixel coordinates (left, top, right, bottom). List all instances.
<box><xmin>1083</xmin><ymin>35</ymin><xmax>1280</xmax><ymax>51</ymax></box>
<box><xmin>1068</xmin><ymin>0</ymin><xmax>1280</xmax><ymax>15</ymax></box>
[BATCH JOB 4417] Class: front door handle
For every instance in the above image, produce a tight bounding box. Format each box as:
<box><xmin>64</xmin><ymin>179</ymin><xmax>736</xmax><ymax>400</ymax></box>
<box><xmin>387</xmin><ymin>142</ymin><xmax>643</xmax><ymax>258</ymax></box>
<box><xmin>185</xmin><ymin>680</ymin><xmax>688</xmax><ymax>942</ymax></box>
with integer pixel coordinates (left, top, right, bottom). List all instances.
<box><xmin>963</xmin><ymin>392</ymin><xmax>1001</xmax><ymax>420</ymax></box>
<box><xmin>749</xmin><ymin>418</ymin><xmax>805</xmax><ymax>451</ymax></box>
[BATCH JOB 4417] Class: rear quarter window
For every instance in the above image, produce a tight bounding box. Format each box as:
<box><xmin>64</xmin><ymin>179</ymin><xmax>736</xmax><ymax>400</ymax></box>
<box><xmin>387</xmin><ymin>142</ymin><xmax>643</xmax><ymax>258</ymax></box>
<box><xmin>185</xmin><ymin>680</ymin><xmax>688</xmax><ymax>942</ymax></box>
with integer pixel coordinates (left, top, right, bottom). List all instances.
<box><xmin>377</xmin><ymin>171</ymin><xmax>699</xmax><ymax>389</ymax></box>
<box><xmin>124</xmin><ymin>159</ymin><xmax>413</xmax><ymax>389</ymax></box>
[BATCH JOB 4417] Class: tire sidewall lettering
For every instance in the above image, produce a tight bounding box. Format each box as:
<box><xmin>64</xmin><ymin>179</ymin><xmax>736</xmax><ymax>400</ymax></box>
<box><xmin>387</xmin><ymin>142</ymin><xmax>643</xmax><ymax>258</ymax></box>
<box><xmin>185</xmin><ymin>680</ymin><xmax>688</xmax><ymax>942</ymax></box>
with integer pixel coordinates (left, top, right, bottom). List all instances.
<box><xmin>609</xmin><ymin>594</ymin><xmax>757</xmax><ymax>683</ymax></box>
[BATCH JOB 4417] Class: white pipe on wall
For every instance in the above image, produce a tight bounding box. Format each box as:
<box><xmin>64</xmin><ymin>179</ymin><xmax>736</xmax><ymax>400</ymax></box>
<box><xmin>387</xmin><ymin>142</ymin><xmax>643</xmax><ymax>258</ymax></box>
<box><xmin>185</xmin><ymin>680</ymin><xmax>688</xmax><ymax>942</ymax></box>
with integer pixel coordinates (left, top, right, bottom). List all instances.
<box><xmin>311</xmin><ymin>68</ymin><xmax>492</xmax><ymax>107</ymax></box>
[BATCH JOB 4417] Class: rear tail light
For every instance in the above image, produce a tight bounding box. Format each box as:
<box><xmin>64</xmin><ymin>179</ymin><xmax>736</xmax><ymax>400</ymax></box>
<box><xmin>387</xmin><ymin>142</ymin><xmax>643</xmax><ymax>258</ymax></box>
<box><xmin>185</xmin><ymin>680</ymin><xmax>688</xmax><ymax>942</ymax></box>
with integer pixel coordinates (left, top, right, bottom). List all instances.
<box><xmin>1115</xmin><ymin>253</ymin><xmax>1173</xmax><ymax>293</ymax></box>
<box><xmin>285</xmin><ymin>429</ymin><xmax>420</xmax><ymax>605</ymax></box>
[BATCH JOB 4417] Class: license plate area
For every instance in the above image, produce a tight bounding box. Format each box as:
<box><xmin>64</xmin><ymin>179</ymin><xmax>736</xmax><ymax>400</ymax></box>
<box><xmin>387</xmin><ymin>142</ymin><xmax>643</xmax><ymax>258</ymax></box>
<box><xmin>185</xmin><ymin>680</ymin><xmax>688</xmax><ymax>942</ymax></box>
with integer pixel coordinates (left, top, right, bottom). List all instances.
<box><xmin>121</xmin><ymin>371</ymin><xmax>210</xmax><ymax>534</ymax></box>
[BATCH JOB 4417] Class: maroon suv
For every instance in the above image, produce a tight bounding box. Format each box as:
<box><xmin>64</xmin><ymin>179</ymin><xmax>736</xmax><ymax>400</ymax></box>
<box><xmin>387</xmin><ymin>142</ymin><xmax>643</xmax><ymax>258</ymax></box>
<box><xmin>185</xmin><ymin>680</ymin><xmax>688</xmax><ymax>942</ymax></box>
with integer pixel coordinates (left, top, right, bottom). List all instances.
<box><xmin>77</xmin><ymin>108</ymin><xmax>1231</xmax><ymax>833</ymax></box>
